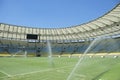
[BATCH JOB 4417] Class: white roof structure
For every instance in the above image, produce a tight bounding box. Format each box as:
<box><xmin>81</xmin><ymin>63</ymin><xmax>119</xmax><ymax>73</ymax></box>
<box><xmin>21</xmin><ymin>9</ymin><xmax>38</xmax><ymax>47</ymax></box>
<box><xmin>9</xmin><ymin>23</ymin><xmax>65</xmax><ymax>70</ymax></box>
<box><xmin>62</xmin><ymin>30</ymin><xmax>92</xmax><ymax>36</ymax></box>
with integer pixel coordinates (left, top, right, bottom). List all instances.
<box><xmin>0</xmin><ymin>3</ymin><xmax>120</xmax><ymax>42</ymax></box>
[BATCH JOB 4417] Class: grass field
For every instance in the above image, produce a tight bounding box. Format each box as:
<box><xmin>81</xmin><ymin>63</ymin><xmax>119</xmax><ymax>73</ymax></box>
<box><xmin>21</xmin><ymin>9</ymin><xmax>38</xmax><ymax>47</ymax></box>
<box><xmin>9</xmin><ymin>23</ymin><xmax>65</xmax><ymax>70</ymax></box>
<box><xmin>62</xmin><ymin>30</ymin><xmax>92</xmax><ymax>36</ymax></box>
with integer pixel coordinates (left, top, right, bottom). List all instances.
<box><xmin>0</xmin><ymin>56</ymin><xmax>120</xmax><ymax>80</ymax></box>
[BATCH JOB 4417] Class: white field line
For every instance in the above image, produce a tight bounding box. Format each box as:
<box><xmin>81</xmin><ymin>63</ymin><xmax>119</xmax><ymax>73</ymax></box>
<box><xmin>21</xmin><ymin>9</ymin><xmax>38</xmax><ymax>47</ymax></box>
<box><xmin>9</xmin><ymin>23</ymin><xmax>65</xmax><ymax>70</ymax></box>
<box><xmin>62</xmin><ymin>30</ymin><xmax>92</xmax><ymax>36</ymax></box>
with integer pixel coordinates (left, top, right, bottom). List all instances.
<box><xmin>11</xmin><ymin>69</ymin><xmax>52</xmax><ymax>77</ymax></box>
<box><xmin>10</xmin><ymin>65</ymin><xmax>73</xmax><ymax>77</ymax></box>
<box><xmin>0</xmin><ymin>70</ymin><xmax>11</xmax><ymax>77</ymax></box>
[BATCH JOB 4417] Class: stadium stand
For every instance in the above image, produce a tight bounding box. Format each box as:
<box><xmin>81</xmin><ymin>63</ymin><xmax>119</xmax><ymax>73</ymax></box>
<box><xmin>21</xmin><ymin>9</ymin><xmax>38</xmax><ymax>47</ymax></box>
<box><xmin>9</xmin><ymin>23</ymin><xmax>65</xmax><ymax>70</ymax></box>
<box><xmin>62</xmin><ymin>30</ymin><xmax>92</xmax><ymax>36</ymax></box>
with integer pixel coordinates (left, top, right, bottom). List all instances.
<box><xmin>0</xmin><ymin>3</ymin><xmax>120</xmax><ymax>57</ymax></box>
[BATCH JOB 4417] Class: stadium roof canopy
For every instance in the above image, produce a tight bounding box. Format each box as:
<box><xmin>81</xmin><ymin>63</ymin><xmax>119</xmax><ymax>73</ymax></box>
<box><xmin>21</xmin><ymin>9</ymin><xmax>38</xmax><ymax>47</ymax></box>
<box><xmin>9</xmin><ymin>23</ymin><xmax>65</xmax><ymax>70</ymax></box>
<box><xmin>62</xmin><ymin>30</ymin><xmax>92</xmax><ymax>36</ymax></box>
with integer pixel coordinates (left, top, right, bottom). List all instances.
<box><xmin>0</xmin><ymin>3</ymin><xmax>120</xmax><ymax>43</ymax></box>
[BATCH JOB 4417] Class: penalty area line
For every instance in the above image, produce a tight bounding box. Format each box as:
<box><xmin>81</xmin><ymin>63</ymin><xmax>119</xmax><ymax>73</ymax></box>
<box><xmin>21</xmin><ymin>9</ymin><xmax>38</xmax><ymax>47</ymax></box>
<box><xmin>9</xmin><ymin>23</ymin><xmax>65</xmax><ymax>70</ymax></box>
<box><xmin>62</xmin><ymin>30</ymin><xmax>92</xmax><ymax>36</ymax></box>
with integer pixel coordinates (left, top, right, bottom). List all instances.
<box><xmin>10</xmin><ymin>65</ymin><xmax>74</xmax><ymax>77</ymax></box>
<box><xmin>0</xmin><ymin>70</ymin><xmax>11</xmax><ymax>77</ymax></box>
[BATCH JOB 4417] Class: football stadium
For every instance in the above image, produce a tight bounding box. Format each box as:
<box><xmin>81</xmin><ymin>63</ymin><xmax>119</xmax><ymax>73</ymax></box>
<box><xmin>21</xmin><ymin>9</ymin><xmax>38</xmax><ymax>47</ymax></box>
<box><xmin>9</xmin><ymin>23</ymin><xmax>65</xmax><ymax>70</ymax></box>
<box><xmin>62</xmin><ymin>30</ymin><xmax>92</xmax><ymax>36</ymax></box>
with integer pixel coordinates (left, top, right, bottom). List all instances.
<box><xmin>0</xmin><ymin>2</ymin><xmax>120</xmax><ymax>80</ymax></box>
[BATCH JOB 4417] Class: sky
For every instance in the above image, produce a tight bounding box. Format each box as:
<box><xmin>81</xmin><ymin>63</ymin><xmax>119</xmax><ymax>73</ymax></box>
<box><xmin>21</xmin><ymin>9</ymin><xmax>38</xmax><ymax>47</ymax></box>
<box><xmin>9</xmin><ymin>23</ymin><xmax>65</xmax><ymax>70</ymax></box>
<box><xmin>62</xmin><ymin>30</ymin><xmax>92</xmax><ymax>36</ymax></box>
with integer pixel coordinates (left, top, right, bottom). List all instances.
<box><xmin>0</xmin><ymin>0</ymin><xmax>120</xmax><ymax>28</ymax></box>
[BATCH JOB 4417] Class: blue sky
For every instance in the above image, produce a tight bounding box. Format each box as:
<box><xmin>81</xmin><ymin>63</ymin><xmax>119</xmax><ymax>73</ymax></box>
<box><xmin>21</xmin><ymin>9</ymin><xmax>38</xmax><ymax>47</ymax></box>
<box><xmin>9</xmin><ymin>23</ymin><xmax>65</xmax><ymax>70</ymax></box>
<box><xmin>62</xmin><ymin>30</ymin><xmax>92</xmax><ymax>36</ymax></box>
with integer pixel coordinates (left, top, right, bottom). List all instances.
<box><xmin>0</xmin><ymin>0</ymin><xmax>120</xmax><ymax>28</ymax></box>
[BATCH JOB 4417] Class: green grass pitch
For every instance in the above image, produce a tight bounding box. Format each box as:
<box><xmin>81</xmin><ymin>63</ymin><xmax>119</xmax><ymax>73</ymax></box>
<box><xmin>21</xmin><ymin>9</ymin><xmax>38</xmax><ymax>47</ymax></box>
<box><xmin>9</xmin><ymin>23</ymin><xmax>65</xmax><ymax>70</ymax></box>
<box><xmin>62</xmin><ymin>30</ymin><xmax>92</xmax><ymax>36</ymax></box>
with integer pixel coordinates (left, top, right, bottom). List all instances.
<box><xmin>0</xmin><ymin>56</ymin><xmax>120</xmax><ymax>80</ymax></box>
